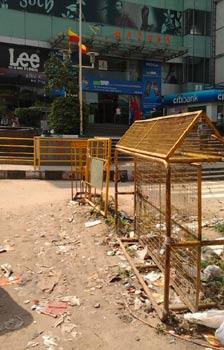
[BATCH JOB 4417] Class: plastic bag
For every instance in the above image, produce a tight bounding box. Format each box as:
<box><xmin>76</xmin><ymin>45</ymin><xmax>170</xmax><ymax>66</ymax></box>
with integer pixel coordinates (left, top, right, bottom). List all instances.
<box><xmin>184</xmin><ymin>310</ymin><xmax>224</xmax><ymax>329</ymax></box>
<box><xmin>215</xmin><ymin>320</ymin><xmax>224</xmax><ymax>345</ymax></box>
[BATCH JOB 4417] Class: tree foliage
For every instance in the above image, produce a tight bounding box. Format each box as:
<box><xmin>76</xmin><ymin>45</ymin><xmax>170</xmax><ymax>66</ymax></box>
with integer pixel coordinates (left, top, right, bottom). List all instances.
<box><xmin>14</xmin><ymin>107</ymin><xmax>47</xmax><ymax>127</ymax></box>
<box><xmin>44</xmin><ymin>54</ymin><xmax>78</xmax><ymax>96</ymax></box>
<box><xmin>49</xmin><ymin>96</ymin><xmax>88</xmax><ymax>135</ymax></box>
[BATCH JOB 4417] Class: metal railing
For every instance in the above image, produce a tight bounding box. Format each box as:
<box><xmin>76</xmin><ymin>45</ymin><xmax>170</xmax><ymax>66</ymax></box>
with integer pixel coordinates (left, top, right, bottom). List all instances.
<box><xmin>0</xmin><ymin>136</ymin><xmax>36</xmax><ymax>168</ymax></box>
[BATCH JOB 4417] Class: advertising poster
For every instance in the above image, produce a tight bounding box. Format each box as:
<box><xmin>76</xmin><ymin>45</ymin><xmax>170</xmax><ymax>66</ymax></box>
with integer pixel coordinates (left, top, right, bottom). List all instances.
<box><xmin>0</xmin><ymin>0</ymin><xmax>182</xmax><ymax>35</ymax></box>
<box><xmin>142</xmin><ymin>62</ymin><xmax>162</xmax><ymax>116</ymax></box>
<box><xmin>0</xmin><ymin>43</ymin><xmax>49</xmax><ymax>85</ymax></box>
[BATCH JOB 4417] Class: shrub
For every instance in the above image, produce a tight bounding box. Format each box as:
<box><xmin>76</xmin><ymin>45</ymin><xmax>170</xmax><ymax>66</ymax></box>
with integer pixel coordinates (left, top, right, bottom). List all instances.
<box><xmin>49</xmin><ymin>96</ymin><xmax>88</xmax><ymax>135</ymax></box>
<box><xmin>14</xmin><ymin>107</ymin><xmax>47</xmax><ymax>127</ymax></box>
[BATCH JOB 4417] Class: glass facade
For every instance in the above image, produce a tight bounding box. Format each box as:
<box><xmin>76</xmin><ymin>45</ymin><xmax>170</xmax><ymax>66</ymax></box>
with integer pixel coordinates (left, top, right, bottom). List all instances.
<box><xmin>0</xmin><ymin>0</ymin><xmax>214</xmax><ymax>117</ymax></box>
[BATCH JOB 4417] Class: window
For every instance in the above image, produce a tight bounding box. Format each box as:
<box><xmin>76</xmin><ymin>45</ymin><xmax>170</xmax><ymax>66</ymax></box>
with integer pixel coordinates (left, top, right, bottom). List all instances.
<box><xmin>184</xmin><ymin>9</ymin><xmax>211</xmax><ymax>36</ymax></box>
<box><xmin>183</xmin><ymin>56</ymin><xmax>210</xmax><ymax>83</ymax></box>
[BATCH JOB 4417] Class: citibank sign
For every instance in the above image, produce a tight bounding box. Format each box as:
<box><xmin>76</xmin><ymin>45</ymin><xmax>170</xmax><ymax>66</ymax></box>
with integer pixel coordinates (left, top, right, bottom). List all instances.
<box><xmin>173</xmin><ymin>95</ymin><xmax>198</xmax><ymax>105</ymax></box>
<box><xmin>164</xmin><ymin>89</ymin><xmax>224</xmax><ymax>106</ymax></box>
<box><xmin>218</xmin><ymin>93</ymin><xmax>224</xmax><ymax>102</ymax></box>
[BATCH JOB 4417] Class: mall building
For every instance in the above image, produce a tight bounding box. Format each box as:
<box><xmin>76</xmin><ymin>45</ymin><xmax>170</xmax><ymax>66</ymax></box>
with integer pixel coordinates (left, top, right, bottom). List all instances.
<box><xmin>0</xmin><ymin>0</ymin><xmax>221</xmax><ymax>129</ymax></box>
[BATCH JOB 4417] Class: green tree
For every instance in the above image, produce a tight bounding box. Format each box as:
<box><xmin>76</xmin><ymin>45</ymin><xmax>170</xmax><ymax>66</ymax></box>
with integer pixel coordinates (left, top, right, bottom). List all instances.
<box><xmin>49</xmin><ymin>96</ymin><xmax>88</xmax><ymax>135</ymax></box>
<box><xmin>44</xmin><ymin>53</ymin><xmax>78</xmax><ymax>96</ymax></box>
<box><xmin>45</xmin><ymin>53</ymin><xmax>88</xmax><ymax>135</ymax></box>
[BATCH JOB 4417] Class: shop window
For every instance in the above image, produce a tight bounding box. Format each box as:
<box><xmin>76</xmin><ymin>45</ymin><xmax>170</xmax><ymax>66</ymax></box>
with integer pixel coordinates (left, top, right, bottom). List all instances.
<box><xmin>184</xmin><ymin>9</ymin><xmax>211</xmax><ymax>36</ymax></box>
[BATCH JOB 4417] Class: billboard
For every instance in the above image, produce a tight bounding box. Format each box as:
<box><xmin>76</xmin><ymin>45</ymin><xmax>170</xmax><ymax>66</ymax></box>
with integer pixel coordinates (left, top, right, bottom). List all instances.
<box><xmin>0</xmin><ymin>43</ymin><xmax>49</xmax><ymax>85</ymax></box>
<box><xmin>1</xmin><ymin>0</ymin><xmax>182</xmax><ymax>35</ymax></box>
<box><xmin>83</xmin><ymin>77</ymin><xmax>143</xmax><ymax>95</ymax></box>
<box><xmin>142</xmin><ymin>62</ymin><xmax>162</xmax><ymax>115</ymax></box>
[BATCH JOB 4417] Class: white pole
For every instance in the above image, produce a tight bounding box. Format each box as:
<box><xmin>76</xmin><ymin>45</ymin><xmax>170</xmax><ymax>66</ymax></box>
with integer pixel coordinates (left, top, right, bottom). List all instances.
<box><xmin>79</xmin><ymin>0</ymin><xmax>83</xmax><ymax>136</ymax></box>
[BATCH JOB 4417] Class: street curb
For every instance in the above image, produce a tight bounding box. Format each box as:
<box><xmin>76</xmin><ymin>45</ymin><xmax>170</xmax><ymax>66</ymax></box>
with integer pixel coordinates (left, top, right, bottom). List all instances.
<box><xmin>0</xmin><ymin>169</ymin><xmax>131</xmax><ymax>181</ymax></box>
<box><xmin>1</xmin><ymin>169</ymin><xmax>224</xmax><ymax>182</ymax></box>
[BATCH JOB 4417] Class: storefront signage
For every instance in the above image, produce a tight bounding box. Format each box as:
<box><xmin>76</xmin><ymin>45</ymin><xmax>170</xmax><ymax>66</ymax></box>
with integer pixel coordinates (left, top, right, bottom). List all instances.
<box><xmin>9</xmin><ymin>48</ymin><xmax>40</xmax><ymax>71</ymax></box>
<box><xmin>142</xmin><ymin>62</ymin><xmax>162</xmax><ymax>115</ymax></box>
<box><xmin>0</xmin><ymin>43</ymin><xmax>49</xmax><ymax>85</ymax></box>
<box><xmin>164</xmin><ymin>90</ymin><xmax>224</xmax><ymax>106</ymax></box>
<box><xmin>83</xmin><ymin>78</ymin><xmax>143</xmax><ymax>95</ymax></box>
<box><xmin>2</xmin><ymin>1</ymin><xmax>182</xmax><ymax>36</ymax></box>
<box><xmin>19</xmin><ymin>0</ymin><xmax>54</xmax><ymax>14</ymax></box>
<box><xmin>113</xmin><ymin>31</ymin><xmax>171</xmax><ymax>45</ymax></box>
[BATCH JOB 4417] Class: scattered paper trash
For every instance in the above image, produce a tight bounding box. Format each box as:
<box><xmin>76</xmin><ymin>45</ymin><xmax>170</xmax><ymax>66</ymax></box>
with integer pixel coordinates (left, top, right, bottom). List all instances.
<box><xmin>129</xmin><ymin>231</ymin><xmax>135</xmax><ymax>239</ymax></box>
<box><xmin>203</xmin><ymin>334</ymin><xmax>222</xmax><ymax>348</ymax></box>
<box><xmin>26</xmin><ymin>341</ymin><xmax>39</xmax><ymax>348</ymax></box>
<box><xmin>1</xmin><ymin>263</ymin><xmax>13</xmax><ymax>278</ymax></box>
<box><xmin>184</xmin><ymin>310</ymin><xmax>224</xmax><ymax>329</ymax></box>
<box><xmin>85</xmin><ymin>220</ymin><xmax>101</xmax><ymax>228</ymax></box>
<box><xmin>107</xmin><ymin>250</ymin><xmax>116</xmax><ymax>256</ymax></box>
<box><xmin>60</xmin><ymin>296</ymin><xmax>80</xmax><ymax>306</ymax></box>
<box><xmin>0</xmin><ymin>275</ymin><xmax>22</xmax><ymax>287</ymax></box>
<box><xmin>144</xmin><ymin>271</ymin><xmax>161</xmax><ymax>285</ymax></box>
<box><xmin>215</xmin><ymin>321</ymin><xmax>224</xmax><ymax>345</ymax></box>
<box><xmin>42</xmin><ymin>335</ymin><xmax>57</xmax><ymax>350</ymax></box>
<box><xmin>61</xmin><ymin>322</ymin><xmax>77</xmax><ymax>335</ymax></box>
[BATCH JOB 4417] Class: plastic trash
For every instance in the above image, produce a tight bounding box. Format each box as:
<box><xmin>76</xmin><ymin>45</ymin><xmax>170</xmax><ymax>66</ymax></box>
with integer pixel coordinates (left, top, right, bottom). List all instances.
<box><xmin>203</xmin><ymin>265</ymin><xmax>223</xmax><ymax>281</ymax></box>
<box><xmin>144</xmin><ymin>271</ymin><xmax>161</xmax><ymax>285</ymax></box>
<box><xmin>85</xmin><ymin>220</ymin><xmax>101</xmax><ymax>228</ymax></box>
<box><xmin>42</xmin><ymin>335</ymin><xmax>57</xmax><ymax>350</ymax></box>
<box><xmin>215</xmin><ymin>320</ymin><xmax>224</xmax><ymax>345</ymax></box>
<box><xmin>184</xmin><ymin>309</ymin><xmax>224</xmax><ymax>329</ymax></box>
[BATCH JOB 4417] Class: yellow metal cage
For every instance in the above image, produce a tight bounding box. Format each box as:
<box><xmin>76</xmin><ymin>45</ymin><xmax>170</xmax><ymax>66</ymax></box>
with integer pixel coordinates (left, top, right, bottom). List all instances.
<box><xmin>115</xmin><ymin>111</ymin><xmax>224</xmax><ymax>320</ymax></box>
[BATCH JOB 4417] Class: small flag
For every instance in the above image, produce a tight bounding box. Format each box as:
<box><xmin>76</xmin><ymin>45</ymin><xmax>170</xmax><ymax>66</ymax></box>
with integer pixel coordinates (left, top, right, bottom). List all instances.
<box><xmin>68</xmin><ymin>28</ymin><xmax>79</xmax><ymax>43</ymax></box>
<box><xmin>79</xmin><ymin>43</ymin><xmax>87</xmax><ymax>54</ymax></box>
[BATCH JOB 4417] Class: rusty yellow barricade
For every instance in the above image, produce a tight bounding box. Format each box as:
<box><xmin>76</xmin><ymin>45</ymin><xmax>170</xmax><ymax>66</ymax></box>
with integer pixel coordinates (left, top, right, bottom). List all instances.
<box><xmin>71</xmin><ymin>138</ymin><xmax>111</xmax><ymax>217</ymax></box>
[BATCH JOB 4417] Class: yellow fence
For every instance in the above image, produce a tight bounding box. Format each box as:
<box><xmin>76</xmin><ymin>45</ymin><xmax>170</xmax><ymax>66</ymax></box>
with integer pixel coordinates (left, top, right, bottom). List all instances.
<box><xmin>0</xmin><ymin>136</ymin><xmax>36</xmax><ymax>168</ymax></box>
<box><xmin>0</xmin><ymin>136</ymin><xmax>89</xmax><ymax>170</ymax></box>
<box><xmin>71</xmin><ymin>138</ymin><xmax>112</xmax><ymax>217</ymax></box>
<box><xmin>36</xmin><ymin>137</ymin><xmax>86</xmax><ymax>170</ymax></box>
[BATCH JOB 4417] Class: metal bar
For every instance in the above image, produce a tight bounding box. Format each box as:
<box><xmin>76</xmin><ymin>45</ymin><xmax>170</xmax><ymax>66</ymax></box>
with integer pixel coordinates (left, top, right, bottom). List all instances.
<box><xmin>115</xmin><ymin>149</ymin><xmax>119</xmax><ymax>234</ymax></box>
<box><xmin>166</xmin><ymin>112</ymin><xmax>202</xmax><ymax>159</ymax></box>
<box><xmin>196</xmin><ymin>164</ymin><xmax>202</xmax><ymax>310</ymax></box>
<box><xmin>104</xmin><ymin>139</ymin><xmax>112</xmax><ymax>217</ymax></box>
<box><xmin>115</xmin><ymin>147</ymin><xmax>168</xmax><ymax>165</ymax></box>
<box><xmin>79</xmin><ymin>0</ymin><xmax>83</xmax><ymax>136</ymax></box>
<box><xmin>117</xmin><ymin>237</ymin><xmax>164</xmax><ymax>320</ymax></box>
<box><xmin>163</xmin><ymin>164</ymin><xmax>171</xmax><ymax>319</ymax></box>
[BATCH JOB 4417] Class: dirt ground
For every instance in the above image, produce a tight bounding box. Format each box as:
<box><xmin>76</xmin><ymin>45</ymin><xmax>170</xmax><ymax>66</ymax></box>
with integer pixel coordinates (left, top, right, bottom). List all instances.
<box><xmin>0</xmin><ymin>180</ymin><xmax>223</xmax><ymax>350</ymax></box>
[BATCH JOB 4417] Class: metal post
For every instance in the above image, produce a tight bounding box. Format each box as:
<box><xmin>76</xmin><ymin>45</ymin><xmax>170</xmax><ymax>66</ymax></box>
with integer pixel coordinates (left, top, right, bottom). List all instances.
<box><xmin>79</xmin><ymin>0</ymin><xmax>83</xmax><ymax>136</ymax></box>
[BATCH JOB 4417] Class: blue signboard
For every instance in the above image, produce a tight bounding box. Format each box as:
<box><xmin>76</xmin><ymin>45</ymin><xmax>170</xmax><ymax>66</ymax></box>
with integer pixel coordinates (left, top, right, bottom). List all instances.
<box><xmin>164</xmin><ymin>90</ymin><xmax>224</xmax><ymax>106</ymax></box>
<box><xmin>142</xmin><ymin>62</ymin><xmax>162</xmax><ymax>115</ymax></box>
<box><xmin>51</xmin><ymin>88</ymin><xmax>66</xmax><ymax>97</ymax></box>
<box><xmin>83</xmin><ymin>78</ymin><xmax>143</xmax><ymax>95</ymax></box>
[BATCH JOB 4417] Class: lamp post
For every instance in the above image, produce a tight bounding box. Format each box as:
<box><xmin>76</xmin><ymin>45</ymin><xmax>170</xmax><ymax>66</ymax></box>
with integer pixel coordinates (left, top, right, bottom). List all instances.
<box><xmin>78</xmin><ymin>0</ymin><xmax>83</xmax><ymax>136</ymax></box>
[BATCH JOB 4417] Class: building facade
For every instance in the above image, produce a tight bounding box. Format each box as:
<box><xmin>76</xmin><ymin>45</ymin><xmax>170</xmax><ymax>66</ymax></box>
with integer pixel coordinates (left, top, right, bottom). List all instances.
<box><xmin>0</xmin><ymin>0</ymin><xmax>216</xmax><ymax>125</ymax></box>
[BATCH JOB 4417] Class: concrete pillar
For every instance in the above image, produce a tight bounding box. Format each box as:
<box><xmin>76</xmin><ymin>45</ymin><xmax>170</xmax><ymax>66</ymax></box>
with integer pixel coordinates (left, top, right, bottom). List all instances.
<box><xmin>206</xmin><ymin>104</ymin><xmax>217</xmax><ymax>122</ymax></box>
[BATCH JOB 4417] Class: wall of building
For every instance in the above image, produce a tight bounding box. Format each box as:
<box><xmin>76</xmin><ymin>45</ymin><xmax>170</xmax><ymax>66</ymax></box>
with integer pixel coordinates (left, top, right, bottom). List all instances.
<box><xmin>215</xmin><ymin>0</ymin><xmax>224</xmax><ymax>85</ymax></box>
<box><xmin>0</xmin><ymin>0</ymin><xmax>214</xmax><ymax>115</ymax></box>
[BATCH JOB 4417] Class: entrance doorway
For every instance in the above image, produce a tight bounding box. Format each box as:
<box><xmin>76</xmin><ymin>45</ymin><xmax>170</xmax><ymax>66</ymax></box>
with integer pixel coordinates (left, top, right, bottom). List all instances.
<box><xmin>96</xmin><ymin>93</ymin><xmax>130</xmax><ymax>124</ymax></box>
<box><xmin>97</xmin><ymin>93</ymin><xmax>118</xmax><ymax>123</ymax></box>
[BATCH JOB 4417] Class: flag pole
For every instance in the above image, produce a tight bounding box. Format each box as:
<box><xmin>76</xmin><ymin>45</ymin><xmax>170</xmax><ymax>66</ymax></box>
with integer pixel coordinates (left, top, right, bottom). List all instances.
<box><xmin>79</xmin><ymin>0</ymin><xmax>83</xmax><ymax>136</ymax></box>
